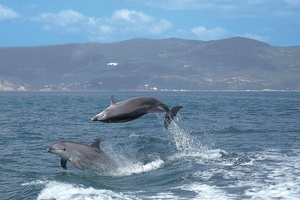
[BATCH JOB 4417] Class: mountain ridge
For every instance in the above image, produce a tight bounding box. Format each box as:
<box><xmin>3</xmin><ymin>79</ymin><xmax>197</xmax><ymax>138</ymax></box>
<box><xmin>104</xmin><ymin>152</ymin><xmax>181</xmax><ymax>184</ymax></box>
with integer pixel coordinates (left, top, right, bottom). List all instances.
<box><xmin>0</xmin><ymin>37</ymin><xmax>299</xmax><ymax>91</ymax></box>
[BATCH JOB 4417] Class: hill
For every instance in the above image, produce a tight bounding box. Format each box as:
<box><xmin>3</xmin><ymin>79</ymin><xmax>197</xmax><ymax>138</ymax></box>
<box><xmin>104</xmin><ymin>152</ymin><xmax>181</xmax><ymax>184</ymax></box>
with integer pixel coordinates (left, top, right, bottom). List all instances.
<box><xmin>0</xmin><ymin>37</ymin><xmax>299</xmax><ymax>91</ymax></box>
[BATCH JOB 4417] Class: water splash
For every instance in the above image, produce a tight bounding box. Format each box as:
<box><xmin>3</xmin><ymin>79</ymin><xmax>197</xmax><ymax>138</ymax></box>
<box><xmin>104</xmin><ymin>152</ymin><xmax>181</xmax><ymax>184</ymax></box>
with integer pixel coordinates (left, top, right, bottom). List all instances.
<box><xmin>103</xmin><ymin>150</ymin><xmax>165</xmax><ymax>177</ymax></box>
<box><xmin>167</xmin><ymin>117</ymin><xmax>228</xmax><ymax>164</ymax></box>
<box><xmin>168</xmin><ymin>122</ymin><xmax>202</xmax><ymax>153</ymax></box>
<box><xmin>114</xmin><ymin>158</ymin><xmax>164</xmax><ymax>176</ymax></box>
<box><xmin>167</xmin><ymin>116</ymin><xmax>212</xmax><ymax>154</ymax></box>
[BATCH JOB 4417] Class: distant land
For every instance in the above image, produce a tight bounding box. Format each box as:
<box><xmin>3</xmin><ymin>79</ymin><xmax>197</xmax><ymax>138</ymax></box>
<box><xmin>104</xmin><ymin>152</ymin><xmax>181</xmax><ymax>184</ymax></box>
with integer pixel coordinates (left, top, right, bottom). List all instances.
<box><xmin>0</xmin><ymin>37</ymin><xmax>299</xmax><ymax>91</ymax></box>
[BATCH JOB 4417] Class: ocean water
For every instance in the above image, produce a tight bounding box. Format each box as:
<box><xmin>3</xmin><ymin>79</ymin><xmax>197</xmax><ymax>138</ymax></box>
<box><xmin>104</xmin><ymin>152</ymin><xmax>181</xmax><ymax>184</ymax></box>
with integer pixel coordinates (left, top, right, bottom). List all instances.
<box><xmin>0</xmin><ymin>91</ymin><xmax>299</xmax><ymax>200</ymax></box>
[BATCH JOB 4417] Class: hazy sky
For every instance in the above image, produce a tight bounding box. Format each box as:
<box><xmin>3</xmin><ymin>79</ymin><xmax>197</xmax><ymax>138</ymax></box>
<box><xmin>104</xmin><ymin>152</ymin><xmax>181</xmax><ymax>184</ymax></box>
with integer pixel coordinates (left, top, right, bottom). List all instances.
<box><xmin>1</xmin><ymin>0</ymin><xmax>300</xmax><ymax>47</ymax></box>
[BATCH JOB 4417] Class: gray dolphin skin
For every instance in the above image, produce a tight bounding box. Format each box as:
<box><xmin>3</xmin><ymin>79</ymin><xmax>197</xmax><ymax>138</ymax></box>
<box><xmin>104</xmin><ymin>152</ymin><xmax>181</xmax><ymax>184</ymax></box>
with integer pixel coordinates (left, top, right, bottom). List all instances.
<box><xmin>47</xmin><ymin>139</ymin><xmax>118</xmax><ymax>171</ymax></box>
<box><xmin>91</xmin><ymin>95</ymin><xmax>182</xmax><ymax>128</ymax></box>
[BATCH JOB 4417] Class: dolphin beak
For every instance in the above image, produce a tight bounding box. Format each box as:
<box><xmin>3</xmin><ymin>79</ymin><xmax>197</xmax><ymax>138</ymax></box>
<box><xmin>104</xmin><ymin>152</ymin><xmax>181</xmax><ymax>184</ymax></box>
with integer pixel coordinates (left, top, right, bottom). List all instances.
<box><xmin>91</xmin><ymin>116</ymin><xmax>98</xmax><ymax>121</ymax></box>
<box><xmin>47</xmin><ymin>147</ymin><xmax>54</xmax><ymax>152</ymax></box>
<box><xmin>91</xmin><ymin>112</ymin><xmax>105</xmax><ymax>121</ymax></box>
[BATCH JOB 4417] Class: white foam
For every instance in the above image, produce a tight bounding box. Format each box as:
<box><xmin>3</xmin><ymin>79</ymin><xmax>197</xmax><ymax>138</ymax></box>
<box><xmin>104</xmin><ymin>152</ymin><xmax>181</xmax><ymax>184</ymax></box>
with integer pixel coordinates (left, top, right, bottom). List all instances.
<box><xmin>168</xmin><ymin>148</ymin><xmax>228</xmax><ymax>164</ymax></box>
<box><xmin>114</xmin><ymin>158</ymin><xmax>164</xmax><ymax>176</ymax></box>
<box><xmin>143</xmin><ymin>191</ymin><xmax>179</xmax><ymax>199</ymax></box>
<box><xmin>190</xmin><ymin>148</ymin><xmax>300</xmax><ymax>199</ymax></box>
<box><xmin>245</xmin><ymin>181</ymin><xmax>300</xmax><ymax>200</ymax></box>
<box><xmin>21</xmin><ymin>180</ymin><xmax>46</xmax><ymax>186</ymax></box>
<box><xmin>180</xmin><ymin>183</ymin><xmax>232</xmax><ymax>200</ymax></box>
<box><xmin>242</xmin><ymin>149</ymin><xmax>300</xmax><ymax>199</ymax></box>
<box><xmin>37</xmin><ymin>181</ymin><xmax>134</xmax><ymax>200</ymax></box>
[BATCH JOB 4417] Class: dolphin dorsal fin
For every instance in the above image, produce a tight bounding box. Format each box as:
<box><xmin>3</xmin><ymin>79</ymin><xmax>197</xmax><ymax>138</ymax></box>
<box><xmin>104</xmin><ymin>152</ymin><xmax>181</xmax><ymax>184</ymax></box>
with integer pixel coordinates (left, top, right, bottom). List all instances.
<box><xmin>90</xmin><ymin>139</ymin><xmax>101</xmax><ymax>149</ymax></box>
<box><xmin>110</xmin><ymin>95</ymin><xmax>116</xmax><ymax>105</ymax></box>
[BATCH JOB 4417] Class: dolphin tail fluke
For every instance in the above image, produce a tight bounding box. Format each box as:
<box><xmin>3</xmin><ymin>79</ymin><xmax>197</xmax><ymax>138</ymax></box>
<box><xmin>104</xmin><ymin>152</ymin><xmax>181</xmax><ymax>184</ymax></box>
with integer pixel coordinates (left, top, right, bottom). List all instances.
<box><xmin>164</xmin><ymin>106</ymin><xmax>183</xmax><ymax>129</ymax></box>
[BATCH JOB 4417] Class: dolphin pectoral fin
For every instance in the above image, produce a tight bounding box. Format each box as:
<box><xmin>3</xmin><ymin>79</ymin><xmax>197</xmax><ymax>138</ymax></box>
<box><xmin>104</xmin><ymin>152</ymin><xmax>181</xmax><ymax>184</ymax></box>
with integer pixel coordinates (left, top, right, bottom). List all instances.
<box><xmin>164</xmin><ymin>106</ymin><xmax>183</xmax><ymax>129</ymax></box>
<box><xmin>60</xmin><ymin>159</ymin><xmax>67</xmax><ymax>170</ymax></box>
<box><xmin>110</xmin><ymin>95</ymin><xmax>116</xmax><ymax>105</ymax></box>
<box><xmin>70</xmin><ymin>159</ymin><xmax>85</xmax><ymax>170</ymax></box>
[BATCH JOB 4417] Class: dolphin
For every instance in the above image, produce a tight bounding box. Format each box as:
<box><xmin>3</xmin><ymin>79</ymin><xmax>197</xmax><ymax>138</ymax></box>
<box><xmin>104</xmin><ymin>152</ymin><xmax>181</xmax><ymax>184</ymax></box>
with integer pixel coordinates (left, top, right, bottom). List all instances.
<box><xmin>91</xmin><ymin>95</ymin><xmax>182</xmax><ymax>128</ymax></box>
<box><xmin>47</xmin><ymin>139</ymin><xmax>118</xmax><ymax>171</ymax></box>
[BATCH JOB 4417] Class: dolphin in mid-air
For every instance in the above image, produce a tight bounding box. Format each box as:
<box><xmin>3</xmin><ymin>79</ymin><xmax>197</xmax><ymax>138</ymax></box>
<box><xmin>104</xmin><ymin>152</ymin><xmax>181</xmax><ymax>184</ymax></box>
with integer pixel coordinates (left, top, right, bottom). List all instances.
<box><xmin>47</xmin><ymin>139</ymin><xmax>118</xmax><ymax>171</ymax></box>
<box><xmin>91</xmin><ymin>95</ymin><xmax>182</xmax><ymax>128</ymax></box>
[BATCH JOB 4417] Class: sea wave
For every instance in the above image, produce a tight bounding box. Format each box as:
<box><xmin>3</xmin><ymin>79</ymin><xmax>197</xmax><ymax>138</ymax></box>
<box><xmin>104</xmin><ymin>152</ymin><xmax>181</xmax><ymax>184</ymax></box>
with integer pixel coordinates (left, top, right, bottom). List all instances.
<box><xmin>36</xmin><ymin>181</ymin><xmax>135</xmax><ymax>200</ymax></box>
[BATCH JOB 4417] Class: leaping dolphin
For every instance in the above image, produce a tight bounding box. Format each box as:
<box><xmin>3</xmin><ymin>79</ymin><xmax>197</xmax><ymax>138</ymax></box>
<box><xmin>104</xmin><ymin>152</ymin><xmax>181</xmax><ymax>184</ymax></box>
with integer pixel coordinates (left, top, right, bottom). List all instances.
<box><xmin>47</xmin><ymin>139</ymin><xmax>118</xmax><ymax>171</ymax></box>
<box><xmin>91</xmin><ymin>96</ymin><xmax>182</xmax><ymax>128</ymax></box>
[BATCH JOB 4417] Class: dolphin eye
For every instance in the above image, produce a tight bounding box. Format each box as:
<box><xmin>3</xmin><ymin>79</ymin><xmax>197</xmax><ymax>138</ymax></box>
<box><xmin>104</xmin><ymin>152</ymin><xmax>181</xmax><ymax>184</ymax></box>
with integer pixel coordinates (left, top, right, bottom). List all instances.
<box><xmin>63</xmin><ymin>148</ymin><xmax>66</xmax><ymax>151</ymax></box>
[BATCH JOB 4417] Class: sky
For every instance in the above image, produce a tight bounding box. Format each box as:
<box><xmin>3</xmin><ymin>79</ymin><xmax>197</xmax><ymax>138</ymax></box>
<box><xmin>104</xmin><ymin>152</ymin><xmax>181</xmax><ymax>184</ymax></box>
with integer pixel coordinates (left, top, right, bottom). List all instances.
<box><xmin>0</xmin><ymin>0</ymin><xmax>300</xmax><ymax>47</ymax></box>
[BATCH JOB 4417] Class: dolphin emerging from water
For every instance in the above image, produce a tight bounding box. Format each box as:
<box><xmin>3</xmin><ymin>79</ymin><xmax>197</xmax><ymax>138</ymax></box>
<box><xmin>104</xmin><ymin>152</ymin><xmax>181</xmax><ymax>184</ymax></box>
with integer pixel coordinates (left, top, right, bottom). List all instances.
<box><xmin>47</xmin><ymin>139</ymin><xmax>118</xmax><ymax>171</ymax></box>
<box><xmin>91</xmin><ymin>96</ymin><xmax>182</xmax><ymax>128</ymax></box>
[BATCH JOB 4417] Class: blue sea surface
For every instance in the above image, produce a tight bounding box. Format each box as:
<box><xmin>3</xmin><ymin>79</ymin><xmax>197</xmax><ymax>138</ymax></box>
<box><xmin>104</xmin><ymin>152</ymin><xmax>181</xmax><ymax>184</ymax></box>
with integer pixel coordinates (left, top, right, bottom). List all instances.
<box><xmin>0</xmin><ymin>91</ymin><xmax>299</xmax><ymax>199</ymax></box>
